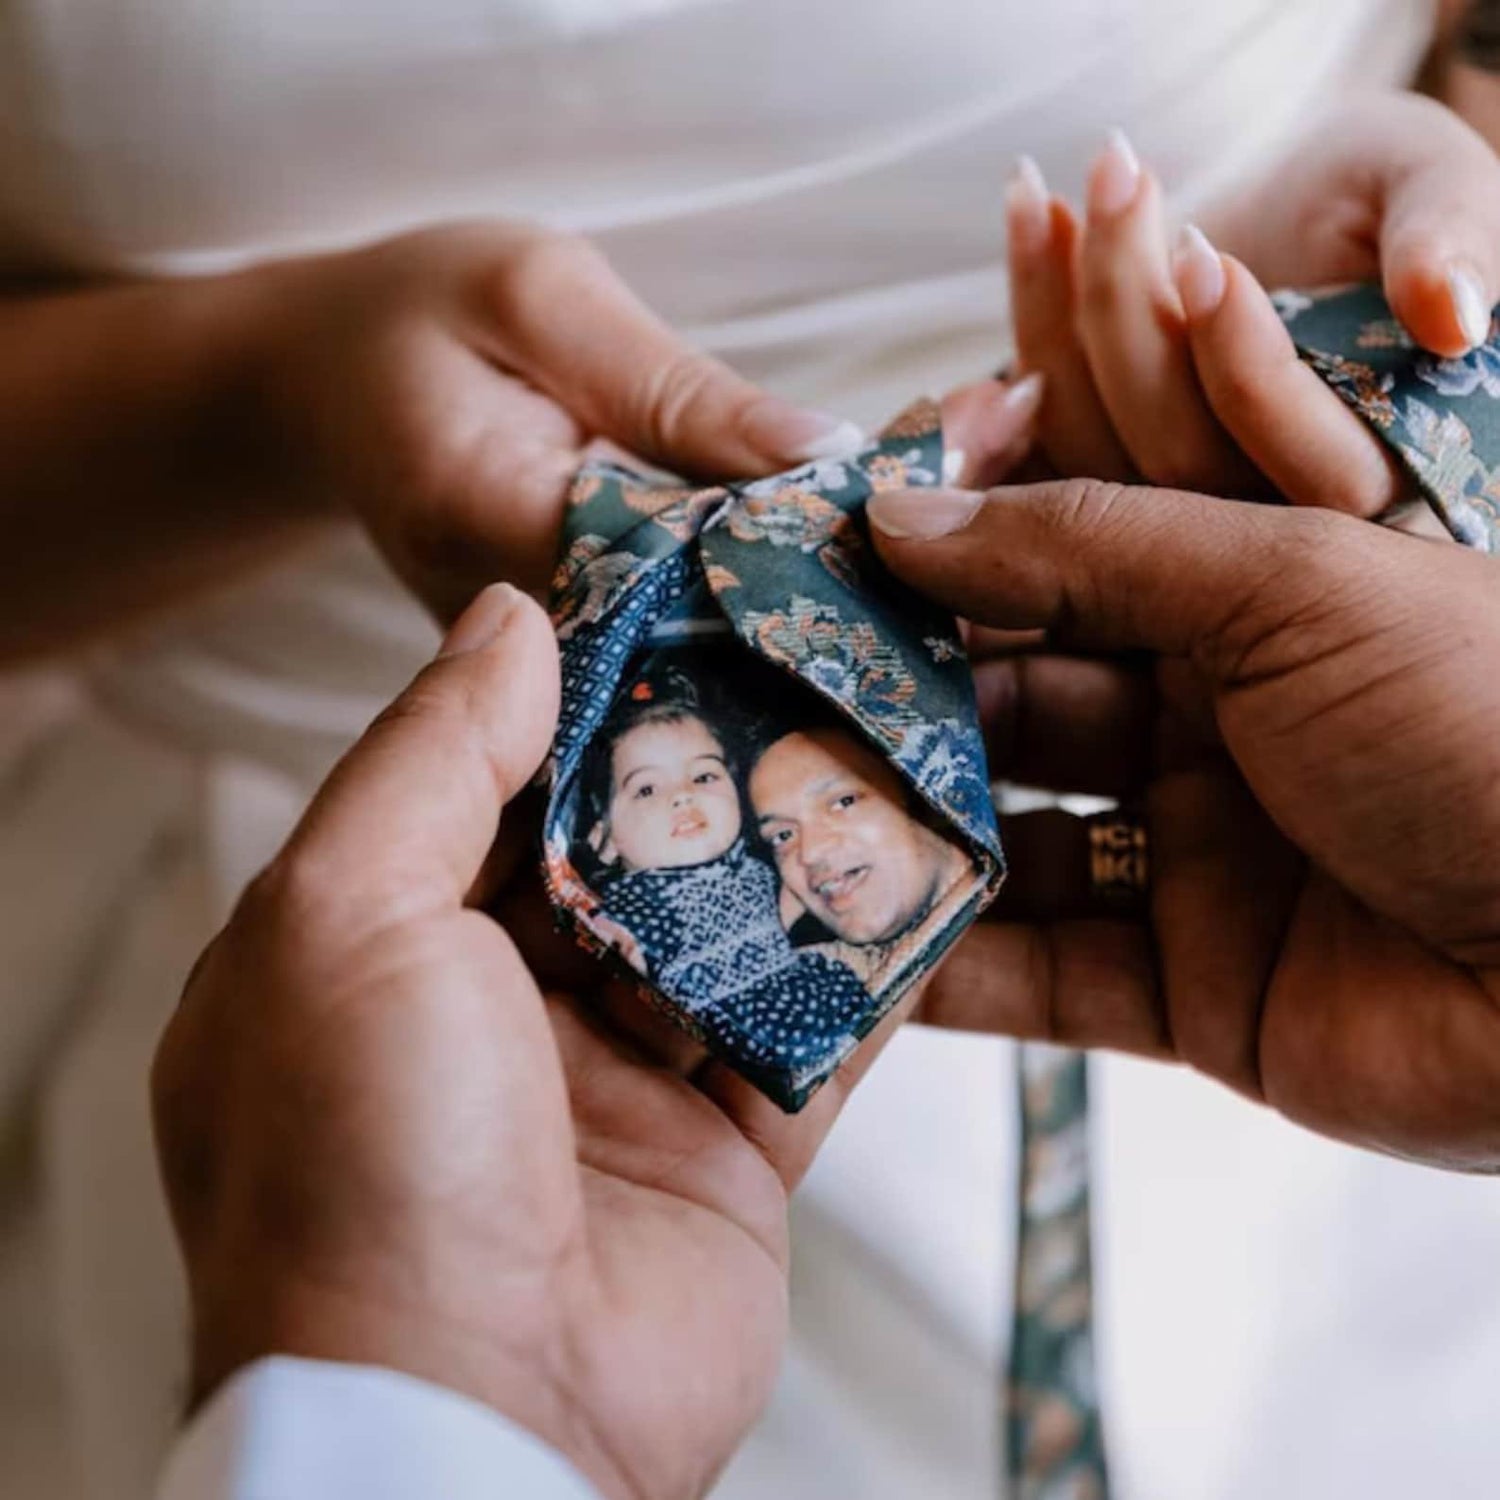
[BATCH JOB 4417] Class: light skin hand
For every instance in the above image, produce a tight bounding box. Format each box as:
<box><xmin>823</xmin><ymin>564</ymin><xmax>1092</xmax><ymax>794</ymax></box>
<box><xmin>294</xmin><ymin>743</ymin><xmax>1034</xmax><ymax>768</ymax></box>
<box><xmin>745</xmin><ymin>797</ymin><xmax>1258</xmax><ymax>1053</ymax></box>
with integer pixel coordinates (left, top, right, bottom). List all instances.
<box><xmin>0</xmin><ymin>223</ymin><xmax>1039</xmax><ymax>661</ymax></box>
<box><xmin>1005</xmin><ymin>95</ymin><xmax>1500</xmax><ymax>506</ymax></box>
<box><xmin>152</xmin><ymin>583</ymin><xmax>917</xmax><ymax>1500</ymax></box>
<box><xmin>868</xmin><ymin>480</ymin><xmax>1500</xmax><ymax>1173</ymax></box>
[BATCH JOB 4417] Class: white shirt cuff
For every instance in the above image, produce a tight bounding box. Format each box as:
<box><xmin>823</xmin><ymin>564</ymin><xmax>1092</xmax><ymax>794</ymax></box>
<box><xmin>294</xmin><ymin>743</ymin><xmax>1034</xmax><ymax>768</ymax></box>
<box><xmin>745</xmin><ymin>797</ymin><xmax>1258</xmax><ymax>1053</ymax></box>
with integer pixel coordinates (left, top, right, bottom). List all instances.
<box><xmin>155</xmin><ymin>1355</ymin><xmax>603</xmax><ymax>1500</ymax></box>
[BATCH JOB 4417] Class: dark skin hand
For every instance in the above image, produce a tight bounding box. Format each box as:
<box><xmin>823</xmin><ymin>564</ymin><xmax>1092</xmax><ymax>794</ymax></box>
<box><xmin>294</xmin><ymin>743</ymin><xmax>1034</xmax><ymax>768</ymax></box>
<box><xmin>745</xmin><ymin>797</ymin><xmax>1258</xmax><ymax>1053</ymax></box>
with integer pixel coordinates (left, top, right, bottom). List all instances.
<box><xmin>152</xmin><ymin>584</ymin><xmax>928</xmax><ymax>1500</ymax></box>
<box><xmin>868</xmin><ymin>478</ymin><xmax>1500</xmax><ymax>1173</ymax></box>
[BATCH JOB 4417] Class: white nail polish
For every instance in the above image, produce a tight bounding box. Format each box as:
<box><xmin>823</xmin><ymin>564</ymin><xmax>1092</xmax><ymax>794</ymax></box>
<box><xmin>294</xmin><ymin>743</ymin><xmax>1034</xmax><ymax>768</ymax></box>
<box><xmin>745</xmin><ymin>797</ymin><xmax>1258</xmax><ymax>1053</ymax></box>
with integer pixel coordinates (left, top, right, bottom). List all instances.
<box><xmin>1089</xmin><ymin>127</ymin><xmax>1141</xmax><ymax>218</ymax></box>
<box><xmin>1448</xmin><ymin>265</ymin><xmax>1492</xmax><ymax>349</ymax></box>
<box><xmin>1172</xmin><ymin>224</ymin><xmax>1226</xmax><ymax>319</ymax></box>
<box><xmin>793</xmin><ymin>417</ymin><xmax>868</xmax><ymax>460</ymax></box>
<box><xmin>1006</xmin><ymin>155</ymin><xmax>1050</xmax><ymax>258</ymax></box>
<box><xmin>744</xmin><ymin>398</ymin><xmax>868</xmax><ymax>462</ymax></box>
<box><xmin>1015</xmin><ymin>154</ymin><xmax>1047</xmax><ymax>203</ymax></box>
<box><xmin>1003</xmin><ymin>370</ymin><xmax>1046</xmax><ymax>420</ymax></box>
<box><xmin>942</xmin><ymin>447</ymin><xmax>968</xmax><ymax>485</ymax></box>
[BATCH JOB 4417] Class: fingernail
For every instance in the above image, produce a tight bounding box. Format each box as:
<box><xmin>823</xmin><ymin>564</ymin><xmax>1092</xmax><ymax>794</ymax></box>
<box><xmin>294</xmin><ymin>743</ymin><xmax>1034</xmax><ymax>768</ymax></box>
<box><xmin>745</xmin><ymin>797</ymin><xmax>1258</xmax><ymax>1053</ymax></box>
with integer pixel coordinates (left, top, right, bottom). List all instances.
<box><xmin>1088</xmin><ymin>127</ymin><xmax>1141</xmax><ymax>219</ymax></box>
<box><xmin>742</xmin><ymin>397</ymin><xmax>867</xmax><ymax>462</ymax></box>
<box><xmin>942</xmin><ymin>447</ymin><xmax>968</xmax><ymax>484</ymax></box>
<box><xmin>1006</xmin><ymin>155</ymin><xmax>1050</xmax><ymax>258</ymax></box>
<box><xmin>439</xmin><ymin>582</ymin><xmax>522</xmax><ymax>656</ymax></box>
<box><xmin>1447</xmin><ymin>264</ymin><xmax>1492</xmax><ymax>350</ymax></box>
<box><xmin>1172</xmin><ymin>224</ymin><xmax>1226</xmax><ymax>319</ymax></box>
<box><xmin>1003</xmin><ymin>370</ymin><xmax>1046</xmax><ymax>424</ymax></box>
<box><xmin>867</xmin><ymin>487</ymin><xmax>983</xmax><ymax>540</ymax></box>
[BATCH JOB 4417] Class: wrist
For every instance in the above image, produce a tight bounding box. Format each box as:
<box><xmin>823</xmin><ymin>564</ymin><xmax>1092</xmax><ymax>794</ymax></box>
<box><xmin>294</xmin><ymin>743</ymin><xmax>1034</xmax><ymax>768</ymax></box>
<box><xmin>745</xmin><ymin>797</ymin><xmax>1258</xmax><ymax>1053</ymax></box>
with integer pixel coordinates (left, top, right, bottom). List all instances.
<box><xmin>198</xmin><ymin>258</ymin><xmax>340</xmax><ymax>521</ymax></box>
<box><xmin>188</xmin><ymin>1271</ymin><xmax>639</xmax><ymax>1500</ymax></box>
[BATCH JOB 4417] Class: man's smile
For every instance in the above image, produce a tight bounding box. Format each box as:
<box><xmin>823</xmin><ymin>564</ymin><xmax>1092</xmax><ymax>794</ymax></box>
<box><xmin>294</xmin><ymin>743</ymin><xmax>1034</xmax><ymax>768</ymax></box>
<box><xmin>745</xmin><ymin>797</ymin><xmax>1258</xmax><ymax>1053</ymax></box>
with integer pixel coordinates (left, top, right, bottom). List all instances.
<box><xmin>814</xmin><ymin>864</ymin><xmax>870</xmax><ymax>911</ymax></box>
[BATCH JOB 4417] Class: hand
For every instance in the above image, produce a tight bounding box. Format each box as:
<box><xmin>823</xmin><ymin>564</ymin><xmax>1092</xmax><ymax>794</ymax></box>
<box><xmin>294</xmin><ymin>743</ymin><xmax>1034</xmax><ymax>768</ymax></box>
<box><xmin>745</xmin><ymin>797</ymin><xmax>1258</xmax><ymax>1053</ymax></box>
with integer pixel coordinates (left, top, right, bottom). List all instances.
<box><xmin>152</xmin><ymin>583</ymin><xmax>911</xmax><ymax>1500</ymax></box>
<box><xmin>1004</xmin><ymin>98</ymin><xmax>1500</xmax><ymax>509</ymax></box>
<box><xmin>243</xmin><ymin>222</ymin><xmax>1036</xmax><ymax>621</ymax></box>
<box><xmin>868</xmin><ymin>479</ymin><xmax>1500</xmax><ymax>1172</ymax></box>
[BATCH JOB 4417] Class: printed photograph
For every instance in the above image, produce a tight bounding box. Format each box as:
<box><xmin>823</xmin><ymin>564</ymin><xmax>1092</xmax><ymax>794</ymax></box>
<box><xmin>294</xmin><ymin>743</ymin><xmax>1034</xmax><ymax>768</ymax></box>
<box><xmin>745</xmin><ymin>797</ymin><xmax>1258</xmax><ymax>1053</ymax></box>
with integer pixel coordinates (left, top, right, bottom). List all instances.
<box><xmin>563</xmin><ymin>641</ymin><xmax>985</xmax><ymax>1086</ymax></box>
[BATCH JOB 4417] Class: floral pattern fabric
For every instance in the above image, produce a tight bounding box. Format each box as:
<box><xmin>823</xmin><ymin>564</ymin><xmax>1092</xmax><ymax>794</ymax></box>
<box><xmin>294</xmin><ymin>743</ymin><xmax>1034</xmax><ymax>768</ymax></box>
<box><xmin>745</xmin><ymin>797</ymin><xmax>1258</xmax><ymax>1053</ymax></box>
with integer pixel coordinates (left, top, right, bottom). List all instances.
<box><xmin>542</xmin><ymin>399</ymin><xmax>1004</xmax><ymax>1113</ymax></box>
<box><xmin>1277</xmin><ymin>282</ymin><xmax>1500</xmax><ymax>552</ymax></box>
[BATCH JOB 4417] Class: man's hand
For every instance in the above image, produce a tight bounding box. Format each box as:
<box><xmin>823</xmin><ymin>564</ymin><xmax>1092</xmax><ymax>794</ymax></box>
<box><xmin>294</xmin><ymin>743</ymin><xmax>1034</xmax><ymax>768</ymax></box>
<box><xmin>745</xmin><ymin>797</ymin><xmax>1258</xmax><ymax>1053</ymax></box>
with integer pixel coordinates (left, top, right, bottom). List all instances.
<box><xmin>869</xmin><ymin>480</ymin><xmax>1500</xmax><ymax>1172</ymax></box>
<box><xmin>152</xmin><ymin>583</ymin><xmax>906</xmax><ymax>1500</ymax></box>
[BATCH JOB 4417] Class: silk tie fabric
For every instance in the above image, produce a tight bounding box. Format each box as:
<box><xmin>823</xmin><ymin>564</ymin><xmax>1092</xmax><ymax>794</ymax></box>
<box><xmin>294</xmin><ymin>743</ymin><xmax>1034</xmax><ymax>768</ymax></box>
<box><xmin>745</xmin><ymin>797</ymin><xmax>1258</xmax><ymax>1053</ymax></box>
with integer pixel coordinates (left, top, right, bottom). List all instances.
<box><xmin>542</xmin><ymin>400</ymin><xmax>1004</xmax><ymax>1112</ymax></box>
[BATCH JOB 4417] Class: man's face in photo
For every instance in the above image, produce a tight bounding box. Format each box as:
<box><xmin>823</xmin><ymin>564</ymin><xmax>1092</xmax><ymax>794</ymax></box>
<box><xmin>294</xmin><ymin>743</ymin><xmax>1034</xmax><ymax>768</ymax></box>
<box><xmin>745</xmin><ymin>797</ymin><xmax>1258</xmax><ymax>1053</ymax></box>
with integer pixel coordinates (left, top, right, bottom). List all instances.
<box><xmin>749</xmin><ymin>728</ymin><xmax>968</xmax><ymax>946</ymax></box>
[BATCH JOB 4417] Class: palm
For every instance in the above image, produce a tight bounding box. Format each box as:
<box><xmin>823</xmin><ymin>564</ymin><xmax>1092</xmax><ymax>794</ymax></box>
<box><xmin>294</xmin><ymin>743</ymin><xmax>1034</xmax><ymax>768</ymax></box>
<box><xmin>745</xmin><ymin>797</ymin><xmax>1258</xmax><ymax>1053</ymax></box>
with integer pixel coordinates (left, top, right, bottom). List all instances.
<box><xmin>544</xmin><ymin>997</ymin><xmax>793</xmax><ymax>1499</ymax></box>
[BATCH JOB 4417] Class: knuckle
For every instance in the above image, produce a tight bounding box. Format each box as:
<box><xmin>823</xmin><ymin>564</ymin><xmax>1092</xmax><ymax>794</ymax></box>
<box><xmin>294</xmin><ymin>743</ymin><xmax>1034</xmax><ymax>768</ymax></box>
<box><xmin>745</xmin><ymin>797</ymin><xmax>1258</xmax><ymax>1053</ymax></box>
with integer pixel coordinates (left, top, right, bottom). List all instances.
<box><xmin>490</xmin><ymin>225</ymin><xmax>604</xmax><ymax>321</ymax></box>
<box><xmin>1046</xmin><ymin>475</ymin><xmax>1133</xmax><ymax>537</ymax></box>
<box><xmin>639</xmin><ymin>349</ymin><xmax>723</xmax><ymax>451</ymax></box>
<box><xmin>236</xmin><ymin>850</ymin><xmax>339</xmax><ymax>942</ymax></box>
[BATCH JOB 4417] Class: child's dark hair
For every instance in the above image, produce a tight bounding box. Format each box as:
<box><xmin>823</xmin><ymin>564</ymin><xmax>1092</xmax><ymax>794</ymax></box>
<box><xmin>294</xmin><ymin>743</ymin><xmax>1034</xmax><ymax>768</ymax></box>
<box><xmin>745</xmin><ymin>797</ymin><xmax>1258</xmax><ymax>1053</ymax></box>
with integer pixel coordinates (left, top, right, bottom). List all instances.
<box><xmin>572</xmin><ymin>653</ymin><xmax>750</xmax><ymax>882</ymax></box>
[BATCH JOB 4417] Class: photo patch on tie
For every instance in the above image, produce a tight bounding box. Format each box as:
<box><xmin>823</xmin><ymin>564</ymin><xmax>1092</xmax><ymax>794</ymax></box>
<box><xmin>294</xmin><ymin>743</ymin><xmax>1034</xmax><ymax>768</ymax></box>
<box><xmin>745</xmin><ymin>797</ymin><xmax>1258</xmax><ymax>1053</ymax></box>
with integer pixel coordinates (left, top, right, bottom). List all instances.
<box><xmin>541</xmin><ymin>401</ymin><xmax>1005</xmax><ymax>1110</ymax></box>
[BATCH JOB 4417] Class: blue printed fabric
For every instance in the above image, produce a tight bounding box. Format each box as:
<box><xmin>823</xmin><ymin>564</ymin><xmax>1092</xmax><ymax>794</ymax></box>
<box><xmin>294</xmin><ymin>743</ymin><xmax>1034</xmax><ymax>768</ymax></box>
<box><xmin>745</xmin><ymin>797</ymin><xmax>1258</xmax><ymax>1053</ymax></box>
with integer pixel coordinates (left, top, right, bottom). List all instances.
<box><xmin>542</xmin><ymin>399</ymin><xmax>1004</xmax><ymax>1112</ymax></box>
<box><xmin>1277</xmin><ymin>282</ymin><xmax>1500</xmax><ymax>551</ymax></box>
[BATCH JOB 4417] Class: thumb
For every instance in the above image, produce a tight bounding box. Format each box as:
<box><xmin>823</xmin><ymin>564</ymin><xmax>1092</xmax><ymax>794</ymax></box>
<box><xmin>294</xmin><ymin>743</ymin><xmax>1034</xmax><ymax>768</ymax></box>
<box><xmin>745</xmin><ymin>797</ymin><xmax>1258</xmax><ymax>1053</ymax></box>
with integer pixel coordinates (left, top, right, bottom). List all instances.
<box><xmin>273</xmin><ymin>583</ymin><xmax>561</xmax><ymax>928</ymax></box>
<box><xmin>866</xmin><ymin>479</ymin><xmax>1359</xmax><ymax>664</ymax></box>
<box><xmin>495</xmin><ymin>231</ymin><xmax>863</xmax><ymax>477</ymax></box>
<box><xmin>1370</xmin><ymin>96</ymin><xmax>1500</xmax><ymax>357</ymax></box>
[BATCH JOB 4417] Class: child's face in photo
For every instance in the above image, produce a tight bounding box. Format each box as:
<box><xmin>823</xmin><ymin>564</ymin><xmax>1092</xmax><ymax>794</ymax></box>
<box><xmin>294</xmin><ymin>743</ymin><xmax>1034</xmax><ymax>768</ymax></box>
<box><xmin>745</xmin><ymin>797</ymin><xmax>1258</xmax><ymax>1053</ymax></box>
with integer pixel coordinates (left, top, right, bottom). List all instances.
<box><xmin>603</xmin><ymin>715</ymin><xmax>742</xmax><ymax>871</ymax></box>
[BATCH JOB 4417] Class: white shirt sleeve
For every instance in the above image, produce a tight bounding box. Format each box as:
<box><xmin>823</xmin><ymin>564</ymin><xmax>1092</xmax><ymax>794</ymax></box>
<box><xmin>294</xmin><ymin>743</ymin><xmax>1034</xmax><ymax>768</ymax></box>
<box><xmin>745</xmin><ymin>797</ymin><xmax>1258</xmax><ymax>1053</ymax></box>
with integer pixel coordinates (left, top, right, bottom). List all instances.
<box><xmin>154</xmin><ymin>1355</ymin><xmax>604</xmax><ymax>1500</ymax></box>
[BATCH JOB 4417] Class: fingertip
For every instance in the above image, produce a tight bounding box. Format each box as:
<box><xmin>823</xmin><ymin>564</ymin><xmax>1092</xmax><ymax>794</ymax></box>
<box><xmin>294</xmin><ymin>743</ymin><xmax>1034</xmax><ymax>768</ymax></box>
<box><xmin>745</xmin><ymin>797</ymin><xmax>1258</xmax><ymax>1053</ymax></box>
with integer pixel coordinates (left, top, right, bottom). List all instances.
<box><xmin>435</xmin><ymin>581</ymin><xmax>561</xmax><ymax>772</ymax></box>
<box><xmin>739</xmin><ymin>397</ymin><xmax>867</xmax><ymax>466</ymax></box>
<box><xmin>1171</xmin><ymin>224</ymin><xmax>1226</xmax><ymax>322</ymax></box>
<box><xmin>865</xmin><ymin>486</ymin><xmax>984</xmax><ymax>542</ymax></box>
<box><xmin>938</xmin><ymin>373</ymin><xmax>1045</xmax><ymax>486</ymax></box>
<box><xmin>1384</xmin><ymin>252</ymin><xmax>1495</xmax><ymax>359</ymax></box>
<box><xmin>1006</xmin><ymin>155</ymin><xmax>1051</xmax><ymax>261</ymax></box>
<box><xmin>439</xmin><ymin>581</ymin><xmax>525</xmax><ymax>657</ymax></box>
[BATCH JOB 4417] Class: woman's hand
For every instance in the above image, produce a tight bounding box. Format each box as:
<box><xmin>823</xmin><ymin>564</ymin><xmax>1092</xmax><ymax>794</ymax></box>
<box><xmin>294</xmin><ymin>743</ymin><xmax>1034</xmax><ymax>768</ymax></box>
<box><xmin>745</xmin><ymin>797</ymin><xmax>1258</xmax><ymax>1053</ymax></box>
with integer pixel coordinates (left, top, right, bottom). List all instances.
<box><xmin>153</xmin><ymin>583</ymin><xmax>911</xmax><ymax>1500</ymax></box>
<box><xmin>1004</xmin><ymin>96</ymin><xmax>1500</xmax><ymax>511</ymax></box>
<box><xmin>0</xmin><ymin>226</ymin><xmax>867</xmax><ymax>654</ymax></box>
<box><xmin>245</xmin><ymin>223</ymin><xmax>878</xmax><ymax>620</ymax></box>
<box><xmin>0</xmin><ymin>219</ymin><xmax>1041</xmax><ymax>658</ymax></box>
<box><xmin>868</xmin><ymin>479</ymin><xmax>1500</xmax><ymax>1173</ymax></box>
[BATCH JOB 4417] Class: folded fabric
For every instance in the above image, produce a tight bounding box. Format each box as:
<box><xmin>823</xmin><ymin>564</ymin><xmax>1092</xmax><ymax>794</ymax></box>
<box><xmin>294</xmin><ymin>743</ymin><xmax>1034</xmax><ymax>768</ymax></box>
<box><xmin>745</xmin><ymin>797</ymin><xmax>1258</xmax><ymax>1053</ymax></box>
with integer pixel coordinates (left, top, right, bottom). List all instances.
<box><xmin>1278</xmin><ymin>281</ymin><xmax>1500</xmax><ymax>551</ymax></box>
<box><xmin>542</xmin><ymin>399</ymin><xmax>1003</xmax><ymax>1111</ymax></box>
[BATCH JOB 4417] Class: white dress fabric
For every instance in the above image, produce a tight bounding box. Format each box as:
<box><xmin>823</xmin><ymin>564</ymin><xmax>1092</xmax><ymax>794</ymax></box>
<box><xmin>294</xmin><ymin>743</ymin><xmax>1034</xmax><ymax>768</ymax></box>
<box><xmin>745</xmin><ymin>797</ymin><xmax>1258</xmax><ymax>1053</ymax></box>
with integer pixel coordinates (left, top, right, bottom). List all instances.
<box><xmin>3</xmin><ymin>2</ymin><xmax>1498</xmax><ymax>1497</ymax></box>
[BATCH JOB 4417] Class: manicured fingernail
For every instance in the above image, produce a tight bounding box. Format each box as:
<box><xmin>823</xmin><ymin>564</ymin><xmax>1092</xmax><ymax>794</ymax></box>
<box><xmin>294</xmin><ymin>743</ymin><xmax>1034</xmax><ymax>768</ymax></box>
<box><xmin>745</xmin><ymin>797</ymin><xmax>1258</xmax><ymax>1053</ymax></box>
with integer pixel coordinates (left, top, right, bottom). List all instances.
<box><xmin>1172</xmin><ymin>224</ymin><xmax>1226</xmax><ymax>319</ymax></box>
<box><xmin>942</xmin><ymin>447</ymin><xmax>968</xmax><ymax>484</ymax></box>
<box><xmin>743</xmin><ymin>397</ymin><xmax>867</xmax><ymax>462</ymax></box>
<box><xmin>867</xmin><ymin>487</ymin><xmax>983</xmax><ymax>540</ymax></box>
<box><xmin>1088</xmin><ymin>127</ymin><xmax>1141</xmax><ymax>219</ymax></box>
<box><xmin>1003</xmin><ymin>370</ymin><xmax>1046</xmax><ymax>424</ymax></box>
<box><xmin>1006</xmin><ymin>155</ymin><xmax>1050</xmax><ymax>258</ymax></box>
<box><xmin>1447</xmin><ymin>264</ymin><xmax>1492</xmax><ymax>350</ymax></box>
<box><xmin>439</xmin><ymin>582</ymin><xmax>522</xmax><ymax>656</ymax></box>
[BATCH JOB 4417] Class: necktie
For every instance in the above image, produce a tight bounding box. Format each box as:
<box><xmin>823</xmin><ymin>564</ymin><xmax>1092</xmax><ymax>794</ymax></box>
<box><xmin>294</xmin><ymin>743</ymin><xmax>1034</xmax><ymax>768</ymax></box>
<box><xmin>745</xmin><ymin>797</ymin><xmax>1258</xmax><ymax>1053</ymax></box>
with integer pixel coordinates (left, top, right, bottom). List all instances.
<box><xmin>543</xmin><ymin>399</ymin><xmax>1004</xmax><ymax>1113</ymax></box>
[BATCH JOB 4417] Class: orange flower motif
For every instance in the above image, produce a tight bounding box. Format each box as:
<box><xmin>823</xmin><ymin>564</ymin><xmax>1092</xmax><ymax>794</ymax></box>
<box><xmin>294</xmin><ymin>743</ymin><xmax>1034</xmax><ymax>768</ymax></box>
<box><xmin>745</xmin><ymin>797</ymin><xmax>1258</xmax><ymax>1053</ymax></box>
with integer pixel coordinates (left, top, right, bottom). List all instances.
<box><xmin>866</xmin><ymin>453</ymin><xmax>909</xmax><ymax>491</ymax></box>
<box><xmin>567</xmin><ymin>473</ymin><xmax>603</xmax><ymax>509</ymax></box>
<box><xmin>878</xmin><ymin>396</ymin><xmax>941</xmax><ymax>441</ymax></box>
